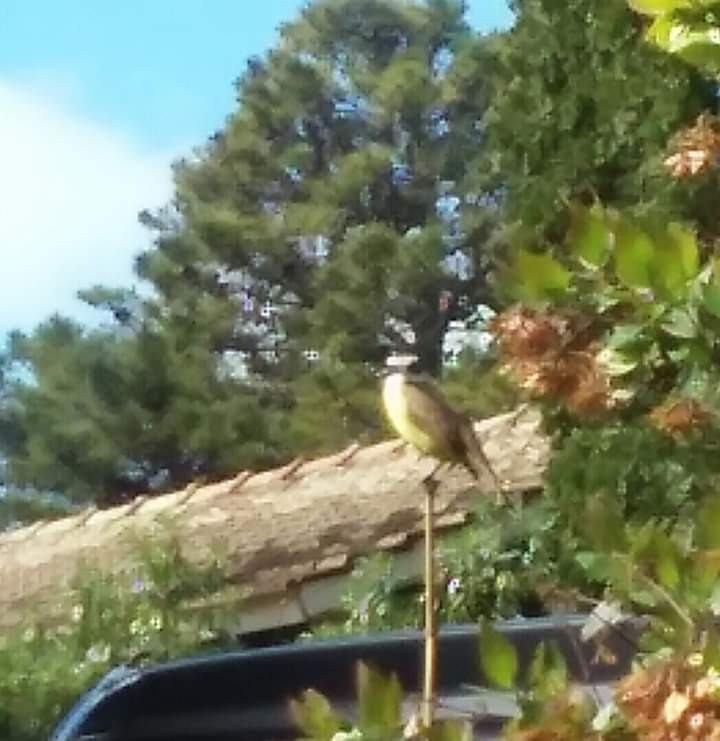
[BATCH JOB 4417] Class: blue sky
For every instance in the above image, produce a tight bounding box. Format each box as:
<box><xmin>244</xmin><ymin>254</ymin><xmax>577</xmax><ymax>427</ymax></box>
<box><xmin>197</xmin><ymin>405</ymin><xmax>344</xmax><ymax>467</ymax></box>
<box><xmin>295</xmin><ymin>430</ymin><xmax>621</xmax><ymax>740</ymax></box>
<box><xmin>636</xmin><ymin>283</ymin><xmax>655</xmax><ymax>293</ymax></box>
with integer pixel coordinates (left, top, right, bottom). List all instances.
<box><xmin>0</xmin><ymin>1</ymin><xmax>513</xmax><ymax>334</ymax></box>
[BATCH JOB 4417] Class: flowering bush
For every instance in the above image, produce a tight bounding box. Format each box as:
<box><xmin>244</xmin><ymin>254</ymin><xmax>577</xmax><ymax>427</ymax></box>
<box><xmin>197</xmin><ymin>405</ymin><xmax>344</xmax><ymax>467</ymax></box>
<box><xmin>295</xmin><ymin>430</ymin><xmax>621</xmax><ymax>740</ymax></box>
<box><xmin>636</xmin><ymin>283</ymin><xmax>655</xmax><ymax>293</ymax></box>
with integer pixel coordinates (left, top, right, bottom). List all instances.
<box><xmin>309</xmin><ymin>501</ymin><xmax>576</xmax><ymax>640</ymax></box>
<box><xmin>0</xmin><ymin>530</ymin><xmax>237</xmax><ymax>741</ymax></box>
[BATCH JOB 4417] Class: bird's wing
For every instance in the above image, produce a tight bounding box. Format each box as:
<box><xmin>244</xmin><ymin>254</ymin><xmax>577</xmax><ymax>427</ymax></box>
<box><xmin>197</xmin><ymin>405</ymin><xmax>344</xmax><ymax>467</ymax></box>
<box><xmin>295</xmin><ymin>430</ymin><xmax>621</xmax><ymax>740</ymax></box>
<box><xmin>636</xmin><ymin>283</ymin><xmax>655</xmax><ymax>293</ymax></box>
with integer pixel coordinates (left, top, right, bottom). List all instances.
<box><xmin>402</xmin><ymin>375</ymin><xmax>502</xmax><ymax>497</ymax></box>
<box><xmin>458</xmin><ymin>417</ymin><xmax>500</xmax><ymax>485</ymax></box>
<box><xmin>402</xmin><ymin>374</ymin><xmax>460</xmax><ymax>449</ymax></box>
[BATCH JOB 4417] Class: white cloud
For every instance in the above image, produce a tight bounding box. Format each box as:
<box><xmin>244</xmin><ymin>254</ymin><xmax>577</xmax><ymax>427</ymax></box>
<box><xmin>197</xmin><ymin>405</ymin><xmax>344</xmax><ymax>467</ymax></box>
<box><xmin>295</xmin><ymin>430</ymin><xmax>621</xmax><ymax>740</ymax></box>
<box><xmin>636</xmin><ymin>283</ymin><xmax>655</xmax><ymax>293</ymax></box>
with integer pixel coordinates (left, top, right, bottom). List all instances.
<box><xmin>0</xmin><ymin>79</ymin><xmax>177</xmax><ymax>334</ymax></box>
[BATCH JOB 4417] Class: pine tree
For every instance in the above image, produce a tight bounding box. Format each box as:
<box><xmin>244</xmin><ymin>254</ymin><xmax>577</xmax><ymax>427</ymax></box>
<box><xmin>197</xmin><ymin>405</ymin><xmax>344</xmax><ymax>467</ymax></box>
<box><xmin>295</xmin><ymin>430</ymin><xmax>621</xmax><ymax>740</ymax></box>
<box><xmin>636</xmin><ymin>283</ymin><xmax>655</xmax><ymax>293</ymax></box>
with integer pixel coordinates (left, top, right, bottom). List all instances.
<box><xmin>135</xmin><ymin>0</ymin><xmax>501</xmax><ymax>450</ymax></box>
<box><xmin>0</xmin><ymin>314</ymin><xmax>284</xmax><ymax>505</ymax></box>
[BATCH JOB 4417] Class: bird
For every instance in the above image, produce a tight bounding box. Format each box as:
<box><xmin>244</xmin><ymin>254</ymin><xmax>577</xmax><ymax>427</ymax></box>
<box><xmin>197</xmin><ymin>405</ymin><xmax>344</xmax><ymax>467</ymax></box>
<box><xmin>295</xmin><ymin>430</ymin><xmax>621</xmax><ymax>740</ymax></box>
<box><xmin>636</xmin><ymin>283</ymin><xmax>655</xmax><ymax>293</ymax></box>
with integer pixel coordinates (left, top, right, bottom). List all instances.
<box><xmin>381</xmin><ymin>354</ymin><xmax>501</xmax><ymax>493</ymax></box>
<box><xmin>380</xmin><ymin>353</ymin><xmax>503</xmax><ymax>730</ymax></box>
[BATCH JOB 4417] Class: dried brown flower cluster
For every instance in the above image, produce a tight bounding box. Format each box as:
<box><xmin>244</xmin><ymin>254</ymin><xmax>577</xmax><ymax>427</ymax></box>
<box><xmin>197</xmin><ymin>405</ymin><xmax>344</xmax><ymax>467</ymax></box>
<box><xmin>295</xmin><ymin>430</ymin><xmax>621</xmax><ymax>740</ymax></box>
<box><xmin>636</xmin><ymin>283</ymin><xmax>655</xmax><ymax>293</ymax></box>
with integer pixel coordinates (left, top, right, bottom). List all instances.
<box><xmin>648</xmin><ymin>398</ymin><xmax>712</xmax><ymax>437</ymax></box>
<box><xmin>664</xmin><ymin>112</ymin><xmax>720</xmax><ymax>178</ymax></box>
<box><xmin>615</xmin><ymin>656</ymin><xmax>720</xmax><ymax>740</ymax></box>
<box><xmin>490</xmin><ymin>306</ymin><xmax>617</xmax><ymax>417</ymax></box>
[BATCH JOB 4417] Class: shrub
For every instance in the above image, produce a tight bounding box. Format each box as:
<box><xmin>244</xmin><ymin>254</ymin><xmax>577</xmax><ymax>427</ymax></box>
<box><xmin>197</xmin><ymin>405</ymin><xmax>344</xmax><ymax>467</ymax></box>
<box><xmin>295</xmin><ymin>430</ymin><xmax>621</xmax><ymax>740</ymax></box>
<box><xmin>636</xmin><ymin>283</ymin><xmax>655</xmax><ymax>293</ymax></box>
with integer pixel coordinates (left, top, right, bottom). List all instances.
<box><xmin>0</xmin><ymin>530</ymin><xmax>237</xmax><ymax>741</ymax></box>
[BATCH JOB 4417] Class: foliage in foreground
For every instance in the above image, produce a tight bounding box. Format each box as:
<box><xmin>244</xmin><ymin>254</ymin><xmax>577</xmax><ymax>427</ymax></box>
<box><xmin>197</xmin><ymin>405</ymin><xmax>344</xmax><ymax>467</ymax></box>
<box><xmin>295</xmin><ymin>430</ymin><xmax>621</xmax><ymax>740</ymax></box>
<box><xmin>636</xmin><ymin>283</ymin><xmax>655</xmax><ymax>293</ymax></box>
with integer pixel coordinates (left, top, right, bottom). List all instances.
<box><xmin>309</xmin><ymin>500</ymin><xmax>562</xmax><ymax>640</ymax></box>
<box><xmin>295</xmin><ymin>500</ymin><xmax>720</xmax><ymax>739</ymax></box>
<box><xmin>292</xmin><ymin>660</ymin><xmax>471</xmax><ymax>741</ymax></box>
<box><xmin>0</xmin><ymin>531</ymin><xmax>236</xmax><ymax>741</ymax></box>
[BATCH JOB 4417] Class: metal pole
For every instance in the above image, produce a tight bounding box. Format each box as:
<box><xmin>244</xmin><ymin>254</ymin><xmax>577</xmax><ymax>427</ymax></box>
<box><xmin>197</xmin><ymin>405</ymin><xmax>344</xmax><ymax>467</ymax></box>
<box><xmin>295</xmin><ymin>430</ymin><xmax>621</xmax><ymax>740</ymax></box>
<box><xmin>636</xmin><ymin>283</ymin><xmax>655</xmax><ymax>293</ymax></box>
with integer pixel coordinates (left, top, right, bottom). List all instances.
<box><xmin>422</xmin><ymin>476</ymin><xmax>438</xmax><ymax>730</ymax></box>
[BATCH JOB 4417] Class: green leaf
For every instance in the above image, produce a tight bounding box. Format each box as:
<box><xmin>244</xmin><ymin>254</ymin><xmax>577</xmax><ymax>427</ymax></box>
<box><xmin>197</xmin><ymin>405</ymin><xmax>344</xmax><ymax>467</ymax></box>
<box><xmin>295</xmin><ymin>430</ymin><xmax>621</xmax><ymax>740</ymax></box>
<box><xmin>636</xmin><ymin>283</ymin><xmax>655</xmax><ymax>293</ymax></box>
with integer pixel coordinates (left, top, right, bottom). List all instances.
<box><xmin>697</xmin><ymin>498</ymin><xmax>720</xmax><ymax>550</ymax></box>
<box><xmin>653</xmin><ymin>535</ymin><xmax>681</xmax><ymax>592</ymax></box>
<box><xmin>566</xmin><ymin>204</ymin><xmax>610</xmax><ymax>268</ymax></box>
<box><xmin>689</xmin><ymin>552</ymin><xmax>720</xmax><ymax>597</ymax></box>
<box><xmin>651</xmin><ymin>223</ymin><xmax>698</xmax><ymax>299</ymax></box>
<box><xmin>513</xmin><ymin>249</ymin><xmax>571</xmax><ymax>301</ymax></box>
<box><xmin>290</xmin><ymin>689</ymin><xmax>343</xmax><ymax>740</ymax></box>
<box><xmin>613</xmin><ymin>219</ymin><xmax>655</xmax><ymax>289</ymax></box>
<box><xmin>631</xmin><ymin>589</ymin><xmax>662</xmax><ymax>608</ymax></box>
<box><xmin>528</xmin><ymin>642</ymin><xmax>568</xmax><ymax>700</ymax></box>
<box><xmin>576</xmin><ymin>552</ymin><xmax>631</xmax><ymax>586</ymax></box>
<box><xmin>668</xmin><ymin>223</ymin><xmax>699</xmax><ymax>281</ymax></box>
<box><xmin>479</xmin><ymin>619</ymin><xmax>518</xmax><ymax>690</ymax></box>
<box><xmin>627</xmin><ymin>0</ymin><xmax>691</xmax><ymax>15</ymax></box>
<box><xmin>703</xmin><ymin>285</ymin><xmax>720</xmax><ymax>318</ymax></box>
<box><xmin>646</xmin><ymin>15</ymin><xmax>720</xmax><ymax>72</ymax></box>
<box><xmin>628</xmin><ymin>521</ymin><xmax>658</xmax><ymax>559</ymax></box>
<box><xmin>581</xmin><ymin>494</ymin><xmax>627</xmax><ymax>552</ymax></box>
<box><xmin>703</xmin><ymin>630</ymin><xmax>720</xmax><ymax>669</ymax></box>
<box><xmin>596</xmin><ymin>347</ymin><xmax>638</xmax><ymax>376</ymax></box>
<box><xmin>606</xmin><ymin>324</ymin><xmax>645</xmax><ymax>349</ymax></box>
<box><xmin>661</xmin><ymin>307</ymin><xmax>697</xmax><ymax>338</ymax></box>
<box><xmin>356</xmin><ymin>661</ymin><xmax>402</xmax><ymax>733</ymax></box>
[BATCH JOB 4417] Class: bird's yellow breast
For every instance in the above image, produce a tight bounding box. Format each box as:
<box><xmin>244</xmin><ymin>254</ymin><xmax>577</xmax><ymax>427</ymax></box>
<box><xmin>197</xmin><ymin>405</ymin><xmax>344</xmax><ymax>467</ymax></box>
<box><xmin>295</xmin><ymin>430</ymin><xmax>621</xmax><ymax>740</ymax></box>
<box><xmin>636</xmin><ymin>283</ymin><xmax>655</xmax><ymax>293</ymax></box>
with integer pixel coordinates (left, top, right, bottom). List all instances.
<box><xmin>382</xmin><ymin>373</ymin><xmax>437</xmax><ymax>455</ymax></box>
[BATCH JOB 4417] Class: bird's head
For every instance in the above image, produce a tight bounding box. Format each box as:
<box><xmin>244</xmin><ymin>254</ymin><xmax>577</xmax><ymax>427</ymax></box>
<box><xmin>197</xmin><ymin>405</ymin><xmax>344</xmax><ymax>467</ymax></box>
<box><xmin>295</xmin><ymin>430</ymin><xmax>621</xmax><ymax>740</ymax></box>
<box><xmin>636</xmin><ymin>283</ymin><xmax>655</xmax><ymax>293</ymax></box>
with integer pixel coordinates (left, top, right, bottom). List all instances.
<box><xmin>382</xmin><ymin>353</ymin><xmax>420</xmax><ymax>377</ymax></box>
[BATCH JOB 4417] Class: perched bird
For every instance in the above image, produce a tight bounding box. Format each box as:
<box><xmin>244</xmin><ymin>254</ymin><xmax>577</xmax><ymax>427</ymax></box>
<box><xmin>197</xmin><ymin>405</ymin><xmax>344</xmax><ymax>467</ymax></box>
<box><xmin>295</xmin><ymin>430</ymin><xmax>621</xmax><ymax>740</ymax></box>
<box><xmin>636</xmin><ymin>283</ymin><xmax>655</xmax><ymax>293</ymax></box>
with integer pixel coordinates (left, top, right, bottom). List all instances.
<box><xmin>381</xmin><ymin>354</ymin><xmax>501</xmax><ymax>492</ymax></box>
<box><xmin>380</xmin><ymin>353</ymin><xmax>503</xmax><ymax>730</ymax></box>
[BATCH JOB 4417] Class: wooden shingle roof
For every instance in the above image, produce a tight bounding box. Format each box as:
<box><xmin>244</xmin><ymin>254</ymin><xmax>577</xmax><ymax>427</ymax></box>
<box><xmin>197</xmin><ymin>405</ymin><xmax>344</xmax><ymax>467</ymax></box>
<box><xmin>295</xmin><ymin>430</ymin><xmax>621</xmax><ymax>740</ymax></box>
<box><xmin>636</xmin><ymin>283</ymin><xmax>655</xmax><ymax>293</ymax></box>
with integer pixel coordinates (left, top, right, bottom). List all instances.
<box><xmin>0</xmin><ymin>406</ymin><xmax>549</xmax><ymax>632</ymax></box>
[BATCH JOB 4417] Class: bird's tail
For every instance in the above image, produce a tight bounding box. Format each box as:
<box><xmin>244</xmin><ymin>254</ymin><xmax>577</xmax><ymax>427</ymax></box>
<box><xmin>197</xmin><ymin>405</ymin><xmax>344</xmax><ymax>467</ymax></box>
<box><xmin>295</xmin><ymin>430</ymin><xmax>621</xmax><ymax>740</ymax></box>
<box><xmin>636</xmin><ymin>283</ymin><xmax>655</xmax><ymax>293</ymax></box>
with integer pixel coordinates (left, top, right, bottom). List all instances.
<box><xmin>458</xmin><ymin>420</ymin><xmax>505</xmax><ymax>504</ymax></box>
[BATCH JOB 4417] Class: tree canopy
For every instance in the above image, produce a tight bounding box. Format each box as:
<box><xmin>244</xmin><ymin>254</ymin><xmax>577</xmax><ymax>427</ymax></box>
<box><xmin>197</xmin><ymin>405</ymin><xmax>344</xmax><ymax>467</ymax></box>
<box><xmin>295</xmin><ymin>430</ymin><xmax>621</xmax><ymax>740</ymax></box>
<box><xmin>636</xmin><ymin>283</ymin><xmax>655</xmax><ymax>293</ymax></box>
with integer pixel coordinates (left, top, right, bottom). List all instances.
<box><xmin>1</xmin><ymin>0</ymin><xmax>717</xmax><ymax>514</ymax></box>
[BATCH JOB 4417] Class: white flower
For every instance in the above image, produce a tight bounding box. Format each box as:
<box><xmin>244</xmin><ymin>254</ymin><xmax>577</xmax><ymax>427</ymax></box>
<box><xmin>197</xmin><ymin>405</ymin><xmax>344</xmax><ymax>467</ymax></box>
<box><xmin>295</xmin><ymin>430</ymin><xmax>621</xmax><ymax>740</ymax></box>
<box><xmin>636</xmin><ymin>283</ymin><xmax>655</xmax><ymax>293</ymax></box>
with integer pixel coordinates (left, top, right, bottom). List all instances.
<box><xmin>149</xmin><ymin>613</ymin><xmax>163</xmax><ymax>631</ymax></box>
<box><xmin>86</xmin><ymin>643</ymin><xmax>111</xmax><ymax>663</ymax></box>
<box><xmin>71</xmin><ymin>604</ymin><xmax>84</xmax><ymax>622</ymax></box>
<box><xmin>592</xmin><ymin>700</ymin><xmax>619</xmax><ymax>732</ymax></box>
<box><xmin>447</xmin><ymin>577</ymin><xmax>462</xmax><ymax>596</ymax></box>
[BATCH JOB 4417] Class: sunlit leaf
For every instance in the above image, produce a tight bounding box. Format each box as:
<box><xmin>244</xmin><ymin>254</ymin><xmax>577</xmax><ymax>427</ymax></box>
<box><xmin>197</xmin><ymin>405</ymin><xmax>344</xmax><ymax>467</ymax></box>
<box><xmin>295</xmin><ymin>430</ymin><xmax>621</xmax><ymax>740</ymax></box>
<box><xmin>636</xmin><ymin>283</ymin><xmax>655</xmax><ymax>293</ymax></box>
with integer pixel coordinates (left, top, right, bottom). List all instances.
<box><xmin>661</xmin><ymin>307</ymin><xmax>697</xmax><ymax>338</ymax></box>
<box><xmin>613</xmin><ymin>219</ymin><xmax>655</xmax><ymax>289</ymax></box>
<box><xmin>628</xmin><ymin>521</ymin><xmax>657</xmax><ymax>559</ymax></box>
<box><xmin>606</xmin><ymin>324</ymin><xmax>645</xmax><ymax>349</ymax></box>
<box><xmin>627</xmin><ymin>0</ymin><xmax>691</xmax><ymax>15</ymax></box>
<box><xmin>668</xmin><ymin>223</ymin><xmax>699</xmax><ymax>280</ymax></box>
<box><xmin>693</xmin><ymin>556</ymin><xmax>720</xmax><ymax>599</ymax></box>
<box><xmin>653</xmin><ymin>534</ymin><xmax>681</xmax><ymax>591</ymax></box>
<box><xmin>596</xmin><ymin>347</ymin><xmax>638</xmax><ymax>376</ymax></box>
<box><xmin>566</xmin><ymin>204</ymin><xmax>610</xmax><ymax>268</ymax></box>
<box><xmin>648</xmin><ymin>18</ymin><xmax>720</xmax><ymax>72</ymax></box>
<box><xmin>632</xmin><ymin>589</ymin><xmax>662</xmax><ymax>608</ymax></box>
<box><xmin>576</xmin><ymin>552</ymin><xmax>615</xmax><ymax>583</ymax></box>
<box><xmin>356</xmin><ymin>661</ymin><xmax>402</xmax><ymax>732</ymax></box>
<box><xmin>646</xmin><ymin>14</ymin><xmax>676</xmax><ymax>46</ymax></box>
<box><xmin>704</xmin><ymin>284</ymin><xmax>720</xmax><ymax>318</ymax></box>
<box><xmin>290</xmin><ymin>689</ymin><xmax>343</xmax><ymax>740</ymax></box>
<box><xmin>651</xmin><ymin>223</ymin><xmax>698</xmax><ymax>299</ymax></box>
<box><xmin>528</xmin><ymin>641</ymin><xmax>568</xmax><ymax>701</ymax></box>
<box><xmin>697</xmin><ymin>498</ymin><xmax>720</xmax><ymax>550</ymax></box>
<box><xmin>479</xmin><ymin>619</ymin><xmax>518</xmax><ymax>690</ymax></box>
<box><xmin>514</xmin><ymin>249</ymin><xmax>571</xmax><ymax>300</ymax></box>
<box><xmin>703</xmin><ymin>630</ymin><xmax>720</xmax><ymax>668</ymax></box>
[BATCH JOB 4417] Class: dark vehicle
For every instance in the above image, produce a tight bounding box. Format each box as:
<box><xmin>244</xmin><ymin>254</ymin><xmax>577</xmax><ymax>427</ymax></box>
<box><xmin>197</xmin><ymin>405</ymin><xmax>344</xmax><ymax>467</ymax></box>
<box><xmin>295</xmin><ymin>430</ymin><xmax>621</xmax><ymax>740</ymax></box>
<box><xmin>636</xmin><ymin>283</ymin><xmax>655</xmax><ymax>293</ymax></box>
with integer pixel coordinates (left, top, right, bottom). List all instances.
<box><xmin>51</xmin><ymin>615</ymin><xmax>637</xmax><ymax>741</ymax></box>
